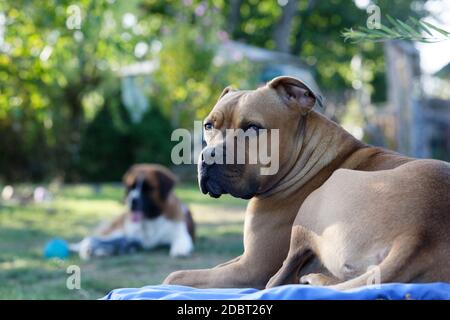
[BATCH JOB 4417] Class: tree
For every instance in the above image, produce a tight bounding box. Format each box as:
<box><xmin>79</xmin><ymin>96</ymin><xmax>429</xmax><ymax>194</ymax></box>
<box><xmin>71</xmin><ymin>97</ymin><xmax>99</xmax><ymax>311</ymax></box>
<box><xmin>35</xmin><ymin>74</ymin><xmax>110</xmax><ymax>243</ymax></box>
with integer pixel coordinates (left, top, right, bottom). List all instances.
<box><xmin>0</xmin><ymin>0</ymin><xmax>151</xmax><ymax>180</ymax></box>
<box><xmin>272</xmin><ymin>0</ymin><xmax>299</xmax><ymax>53</ymax></box>
<box><xmin>224</xmin><ymin>0</ymin><xmax>430</xmax><ymax>95</ymax></box>
<box><xmin>0</xmin><ymin>0</ymin><xmax>256</xmax><ymax>181</ymax></box>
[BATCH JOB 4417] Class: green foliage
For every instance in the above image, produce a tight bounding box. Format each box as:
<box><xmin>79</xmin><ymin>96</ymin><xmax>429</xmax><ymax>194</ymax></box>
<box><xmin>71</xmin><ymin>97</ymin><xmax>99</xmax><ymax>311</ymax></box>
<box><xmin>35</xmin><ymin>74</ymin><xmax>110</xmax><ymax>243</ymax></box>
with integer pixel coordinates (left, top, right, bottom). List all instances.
<box><xmin>0</xmin><ymin>0</ymin><xmax>431</xmax><ymax>182</ymax></box>
<box><xmin>226</xmin><ymin>0</ymin><xmax>281</xmax><ymax>49</ymax></box>
<box><xmin>0</xmin><ymin>0</ymin><xmax>257</xmax><ymax>182</ymax></box>
<box><xmin>151</xmin><ymin>9</ymin><xmax>258</xmax><ymax>128</ymax></box>
<box><xmin>0</xmin><ymin>0</ymin><xmax>150</xmax><ymax>181</ymax></box>
<box><xmin>77</xmin><ymin>97</ymin><xmax>133</xmax><ymax>182</ymax></box>
<box><xmin>343</xmin><ymin>16</ymin><xmax>450</xmax><ymax>43</ymax></box>
<box><xmin>77</xmin><ymin>95</ymin><xmax>175</xmax><ymax>182</ymax></box>
<box><xmin>225</xmin><ymin>0</ymin><xmax>428</xmax><ymax>96</ymax></box>
<box><xmin>130</xmin><ymin>105</ymin><xmax>174</xmax><ymax>166</ymax></box>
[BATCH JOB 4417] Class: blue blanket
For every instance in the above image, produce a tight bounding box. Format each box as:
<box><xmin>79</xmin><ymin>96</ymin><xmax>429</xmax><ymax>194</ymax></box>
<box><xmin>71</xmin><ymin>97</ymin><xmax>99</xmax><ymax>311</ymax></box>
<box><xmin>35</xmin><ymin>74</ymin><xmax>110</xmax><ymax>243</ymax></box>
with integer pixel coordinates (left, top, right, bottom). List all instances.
<box><xmin>103</xmin><ymin>283</ymin><xmax>450</xmax><ymax>300</ymax></box>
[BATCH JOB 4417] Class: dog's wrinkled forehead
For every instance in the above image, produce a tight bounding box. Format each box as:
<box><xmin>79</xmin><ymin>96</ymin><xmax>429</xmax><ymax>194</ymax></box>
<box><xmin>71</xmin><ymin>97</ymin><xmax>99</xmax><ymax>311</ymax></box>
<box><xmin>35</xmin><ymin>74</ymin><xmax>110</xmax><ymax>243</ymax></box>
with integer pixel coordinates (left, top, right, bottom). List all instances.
<box><xmin>210</xmin><ymin>76</ymin><xmax>324</xmax><ymax>125</ymax></box>
<box><xmin>211</xmin><ymin>89</ymin><xmax>281</xmax><ymax>115</ymax></box>
<box><xmin>208</xmin><ymin>92</ymin><xmax>294</xmax><ymax>131</ymax></box>
<box><xmin>213</xmin><ymin>90</ymin><xmax>247</xmax><ymax>113</ymax></box>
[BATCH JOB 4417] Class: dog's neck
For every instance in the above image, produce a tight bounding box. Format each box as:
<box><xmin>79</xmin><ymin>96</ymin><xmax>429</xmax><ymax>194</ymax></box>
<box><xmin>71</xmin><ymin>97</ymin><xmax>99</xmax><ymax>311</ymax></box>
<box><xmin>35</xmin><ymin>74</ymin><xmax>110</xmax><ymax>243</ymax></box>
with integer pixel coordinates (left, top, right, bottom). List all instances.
<box><xmin>258</xmin><ymin>111</ymin><xmax>365</xmax><ymax>199</ymax></box>
<box><xmin>242</xmin><ymin>111</ymin><xmax>367</xmax><ymax>271</ymax></box>
<box><xmin>242</xmin><ymin>112</ymin><xmax>407</xmax><ymax>275</ymax></box>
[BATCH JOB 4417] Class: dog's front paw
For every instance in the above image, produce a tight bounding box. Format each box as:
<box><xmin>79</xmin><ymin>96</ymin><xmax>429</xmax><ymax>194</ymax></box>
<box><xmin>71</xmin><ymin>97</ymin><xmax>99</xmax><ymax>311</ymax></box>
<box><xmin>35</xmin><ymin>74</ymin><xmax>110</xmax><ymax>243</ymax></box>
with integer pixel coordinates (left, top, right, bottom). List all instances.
<box><xmin>76</xmin><ymin>237</ymin><xmax>99</xmax><ymax>260</ymax></box>
<box><xmin>266</xmin><ymin>270</ymin><xmax>284</xmax><ymax>288</ymax></box>
<box><xmin>300</xmin><ymin>273</ymin><xmax>330</xmax><ymax>286</ymax></box>
<box><xmin>170</xmin><ymin>236</ymin><xmax>193</xmax><ymax>258</ymax></box>
<box><xmin>163</xmin><ymin>270</ymin><xmax>188</xmax><ymax>285</ymax></box>
<box><xmin>265</xmin><ymin>275</ymin><xmax>279</xmax><ymax>289</ymax></box>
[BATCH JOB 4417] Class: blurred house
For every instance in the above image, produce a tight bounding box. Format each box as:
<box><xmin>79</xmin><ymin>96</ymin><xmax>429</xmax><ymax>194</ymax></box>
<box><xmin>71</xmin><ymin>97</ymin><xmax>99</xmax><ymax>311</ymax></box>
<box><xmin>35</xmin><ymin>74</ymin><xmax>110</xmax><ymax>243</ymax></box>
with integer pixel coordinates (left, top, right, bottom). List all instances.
<box><xmin>424</xmin><ymin>62</ymin><xmax>450</xmax><ymax>100</ymax></box>
<box><xmin>422</xmin><ymin>61</ymin><xmax>450</xmax><ymax>162</ymax></box>
<box><xmin>119</xmin><ymin>60</ymin><xmax>158</xmax><ymax>123</ymax></box>
<box><xmin>426</xmin><ymin>97</ymin><xmax>450</xmax><ymax>161</ymax></box>
<box><xmin>118</xmin><ymin>41</ymin><xmax>320</xmax><ymax>123</ymax></box>
<box><xmin>367</xmin><ymin>41</ymin><xmax>450</xmax><ymax>162</ymax></box>
<box><xmin>216</xmin><ymin>41</ymin><xmax>320</xmax><ymax>93</ymax></box>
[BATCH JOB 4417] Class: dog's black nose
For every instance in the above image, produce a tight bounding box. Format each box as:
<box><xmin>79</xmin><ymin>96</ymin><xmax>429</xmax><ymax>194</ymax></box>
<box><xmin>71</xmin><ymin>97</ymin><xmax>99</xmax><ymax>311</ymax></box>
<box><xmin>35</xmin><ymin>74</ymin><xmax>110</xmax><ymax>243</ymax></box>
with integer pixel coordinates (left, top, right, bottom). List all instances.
<box><xmin>198</xmin><ymin>146</ymin><xmax>216</xmax><ymax>195</ymax></box>
<box><xmin>198</xmin><ymin>146</ymin><xmax>226</xmax><ymax>198</ymax></box>
<box><xmin>198</xmin><ymin>148</ymin><xmax>213</xmax><ymax>179</ymax></box>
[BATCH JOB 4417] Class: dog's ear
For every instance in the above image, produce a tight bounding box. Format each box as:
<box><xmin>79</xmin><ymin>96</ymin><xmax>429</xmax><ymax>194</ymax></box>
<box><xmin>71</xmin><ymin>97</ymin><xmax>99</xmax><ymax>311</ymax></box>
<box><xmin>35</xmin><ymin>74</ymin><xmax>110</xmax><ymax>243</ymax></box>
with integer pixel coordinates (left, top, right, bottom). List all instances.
<box><xmin>122</xmin><ymin>166</ymin><xmax>135</xmax><ymax>187</ymax></box>
<box><xmin>268</xmin><ymin>76</ymin><xmax>323</xmax><ymax>115</ymax></box>
<box><xmin>218</xmin><ymin>86</ymin><xmax>234</xmax><ymax>100</ymax></box>
<box><xmin>122</xmin><ymin>166</ymin><xmax>136</xmax><ymax>202</ymax></box>
<box><xmin>155</xmin><ymin>168</ymin><xmax>177</xmax><ymax>202</ymax></box>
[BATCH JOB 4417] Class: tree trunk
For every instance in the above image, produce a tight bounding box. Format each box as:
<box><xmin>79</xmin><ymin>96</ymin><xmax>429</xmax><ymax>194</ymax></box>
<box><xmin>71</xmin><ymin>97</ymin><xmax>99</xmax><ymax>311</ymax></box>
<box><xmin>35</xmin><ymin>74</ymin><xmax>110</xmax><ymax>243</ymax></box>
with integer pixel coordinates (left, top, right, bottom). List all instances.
<box><xmin>272</xmin><ymin>0</ymin><xmax>299</xmax><ymax>53</ymax></box>
<box><xmin>292</xmin><ymin>0</ymin><xmax>316</xmax><ymax>54</ymax></box>
<box><xmin>384</xmin><ymin>41</ymin><xmax>428</xmax><ymax>158</ymax></box>
<box><xmin>227</xmin><ymin>0</ymin><xmax>243</xmax><ymax>35</ymax></box>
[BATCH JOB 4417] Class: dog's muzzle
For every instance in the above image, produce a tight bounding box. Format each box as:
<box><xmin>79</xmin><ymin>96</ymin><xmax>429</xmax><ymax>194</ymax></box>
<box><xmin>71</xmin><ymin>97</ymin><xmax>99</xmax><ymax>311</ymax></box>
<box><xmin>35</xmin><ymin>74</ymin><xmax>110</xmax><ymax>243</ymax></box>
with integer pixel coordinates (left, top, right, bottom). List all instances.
<box><xmin>198</xmin><ymin>147</ymin><xmax>226</xmax><ymax>198</ymax></box>
<box><xmin>127</xmin><ymin>178</ymin><xmax>161</xmax><ymax>219</ymax></box>
<box><xmin>198</xmin><ymin>162</ymin><xmax>226</xmax><ymax>199</ymax></box>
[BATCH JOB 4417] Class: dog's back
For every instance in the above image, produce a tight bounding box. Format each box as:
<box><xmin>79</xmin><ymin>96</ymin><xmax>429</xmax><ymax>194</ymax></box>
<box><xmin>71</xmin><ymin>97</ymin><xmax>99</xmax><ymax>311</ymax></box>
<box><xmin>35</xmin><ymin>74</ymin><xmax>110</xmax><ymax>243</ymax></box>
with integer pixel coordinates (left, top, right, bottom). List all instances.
<box><xmin>296</xmin><ymin>157</ymin><xmax>450</xmax><ymax>283</ymax></box>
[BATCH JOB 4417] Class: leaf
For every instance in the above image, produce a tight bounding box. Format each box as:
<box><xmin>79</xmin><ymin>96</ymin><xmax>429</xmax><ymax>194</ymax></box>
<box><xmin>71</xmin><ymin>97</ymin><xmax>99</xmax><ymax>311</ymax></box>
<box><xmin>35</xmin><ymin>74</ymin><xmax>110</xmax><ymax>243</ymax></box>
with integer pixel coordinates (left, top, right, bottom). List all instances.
<box><xmin>379</xmin><ymin>24</ymin><xmax>401</xmax><ymax>37</ymax></box>
<box><xmin>409</xmin><ymin>17</ymin><xmax>433</xmax><ymax>37</ymax></box>
<box><xmin>421</xmin><ymin>20</ymin><xmax>450</xmax><ymax>36</ymax></box>
<box><xmin>386</xmin><ymin>15</ymin><xmax>403</xmax><ymax>32</ymax></box>
<box><xmin>396</xmin><ymin>19</ymin><xmax>422</xmax><ymax>38</ymax></box>
<box><xmin>342</xmin><ymin>15</ymin><xmax>450</xmax><ymax>43</ymax></box>
<box><xmin>342</xmin><ymin>28</ymin><xmax>367</xmax><ymax>42</ymax></box>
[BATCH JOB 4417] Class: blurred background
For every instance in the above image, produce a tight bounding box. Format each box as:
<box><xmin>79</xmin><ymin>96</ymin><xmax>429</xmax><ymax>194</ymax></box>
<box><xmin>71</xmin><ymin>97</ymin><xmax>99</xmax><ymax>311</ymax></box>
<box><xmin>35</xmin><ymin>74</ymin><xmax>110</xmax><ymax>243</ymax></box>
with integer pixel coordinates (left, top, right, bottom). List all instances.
<box><xmin>0</xmin><ymin>0</ymin><xmax>449</xmax><ymax>299</ymax></box>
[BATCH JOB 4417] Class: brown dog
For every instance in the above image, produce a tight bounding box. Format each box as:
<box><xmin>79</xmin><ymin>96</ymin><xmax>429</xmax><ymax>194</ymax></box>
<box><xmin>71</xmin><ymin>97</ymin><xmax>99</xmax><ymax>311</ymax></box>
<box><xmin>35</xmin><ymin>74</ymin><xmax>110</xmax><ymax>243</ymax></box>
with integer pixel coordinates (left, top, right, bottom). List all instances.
<box><xmin>164</xmin><ymin>76</ymin><xmax>450</xmax><ymax>289</ymax></box>
<box><xmin>77</xmin><ymin>164</ymin><xmax>195</xmax><ymax>259</ymax></box>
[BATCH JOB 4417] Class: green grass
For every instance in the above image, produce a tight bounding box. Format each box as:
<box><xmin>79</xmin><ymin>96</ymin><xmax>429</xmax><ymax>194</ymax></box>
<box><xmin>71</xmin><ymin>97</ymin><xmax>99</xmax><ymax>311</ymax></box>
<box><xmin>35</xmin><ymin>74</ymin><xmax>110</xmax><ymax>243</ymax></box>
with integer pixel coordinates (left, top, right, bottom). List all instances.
<box><xmin>0</xmin><ymin>184</ymin><xmax>247</xmax><ymax>299</ymax></box>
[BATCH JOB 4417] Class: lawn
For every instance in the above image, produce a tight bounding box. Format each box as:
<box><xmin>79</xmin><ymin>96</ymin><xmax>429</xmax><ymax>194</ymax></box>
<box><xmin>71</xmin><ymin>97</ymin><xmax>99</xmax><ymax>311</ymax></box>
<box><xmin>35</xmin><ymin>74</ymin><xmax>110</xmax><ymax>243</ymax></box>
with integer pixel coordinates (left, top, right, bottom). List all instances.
<box><xmin>0</xmin><ymin>184</ymin><xmax>247</xmax><ymax>299</ymax></box>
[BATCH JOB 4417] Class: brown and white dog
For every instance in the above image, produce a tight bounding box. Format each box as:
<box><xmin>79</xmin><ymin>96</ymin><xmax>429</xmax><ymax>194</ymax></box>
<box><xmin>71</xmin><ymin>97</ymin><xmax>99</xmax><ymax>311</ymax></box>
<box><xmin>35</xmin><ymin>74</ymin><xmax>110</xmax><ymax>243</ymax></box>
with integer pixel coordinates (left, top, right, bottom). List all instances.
<box><xmin>76</xmin><ymin>164</ymin><xmax>195</xmax><ymax>259</ymax></box>
<box><xmin>164</xmin><ymin>76</ymin><xmax>450</xmax><ymax>290</ymax></box>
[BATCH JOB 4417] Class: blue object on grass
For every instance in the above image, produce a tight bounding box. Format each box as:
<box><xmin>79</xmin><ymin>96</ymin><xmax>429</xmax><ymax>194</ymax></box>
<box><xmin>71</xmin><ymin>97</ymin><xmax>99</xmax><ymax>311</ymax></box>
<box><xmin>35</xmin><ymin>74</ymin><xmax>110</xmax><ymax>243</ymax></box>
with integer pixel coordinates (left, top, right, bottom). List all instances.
<box><xmin>44</xmin><ymin>238</ymin><xmax>70</xmax><ymax>259</ymax></box>
<box><xmin>102</xmin><ymin>283</ymin><xmax>450</xmax><ymax>300</ymax></box>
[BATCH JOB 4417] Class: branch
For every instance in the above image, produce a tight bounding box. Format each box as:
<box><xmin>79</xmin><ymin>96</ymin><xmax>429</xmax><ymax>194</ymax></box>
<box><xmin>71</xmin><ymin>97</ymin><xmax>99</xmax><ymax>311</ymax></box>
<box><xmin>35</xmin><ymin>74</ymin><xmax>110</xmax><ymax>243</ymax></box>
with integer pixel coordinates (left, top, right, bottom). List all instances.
<box><xmin>342</xmin><ymin>15</ymin><xmax>450</xmax><ymax>43</ymax></box>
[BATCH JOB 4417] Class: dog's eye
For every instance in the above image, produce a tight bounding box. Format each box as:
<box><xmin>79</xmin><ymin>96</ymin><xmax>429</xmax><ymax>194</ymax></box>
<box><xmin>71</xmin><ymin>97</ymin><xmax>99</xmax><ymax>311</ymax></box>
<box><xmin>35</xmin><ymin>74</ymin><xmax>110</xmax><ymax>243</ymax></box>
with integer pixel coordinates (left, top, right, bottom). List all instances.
<box><xmin>204</xmin><ymin>122</ymin><xmax>213</xmax><ymax>131</ymax></box>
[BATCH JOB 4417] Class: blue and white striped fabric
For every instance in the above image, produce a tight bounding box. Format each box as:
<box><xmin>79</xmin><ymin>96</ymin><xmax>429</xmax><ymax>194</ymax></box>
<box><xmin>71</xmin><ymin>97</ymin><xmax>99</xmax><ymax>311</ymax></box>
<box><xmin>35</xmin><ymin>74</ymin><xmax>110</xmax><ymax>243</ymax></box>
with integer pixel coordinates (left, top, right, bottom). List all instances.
<box><xmin>103</xmin><ymin>283</ymin><xmax>450</xmax><ymax>300</ymax></box>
